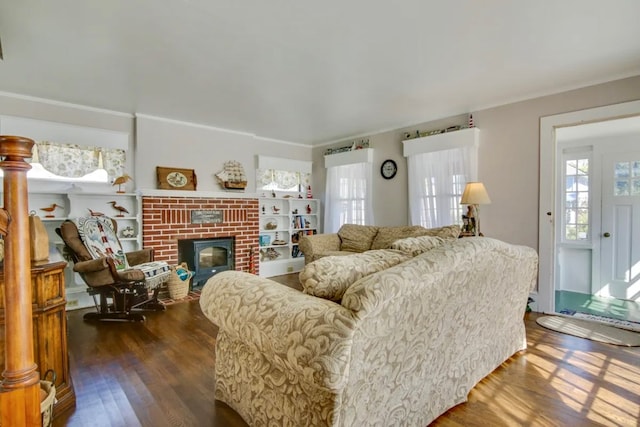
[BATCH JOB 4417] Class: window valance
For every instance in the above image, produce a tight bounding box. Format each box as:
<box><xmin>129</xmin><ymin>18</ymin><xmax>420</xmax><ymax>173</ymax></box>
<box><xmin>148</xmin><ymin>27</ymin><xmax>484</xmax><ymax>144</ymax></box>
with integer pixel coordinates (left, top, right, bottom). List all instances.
<box><xmin>324</xmin><ymin>148</ymin><xmax>373</xmax><ymax>168</ymax></box>
<box><xmin>34</xmin><ymin>142</ymin><xmax>125</xmax><ymax>179</ymax></box>
<box><xmin>403</xmin><ymin>128</ymin><xmax>479</xmax><ymax>157</ymax></box>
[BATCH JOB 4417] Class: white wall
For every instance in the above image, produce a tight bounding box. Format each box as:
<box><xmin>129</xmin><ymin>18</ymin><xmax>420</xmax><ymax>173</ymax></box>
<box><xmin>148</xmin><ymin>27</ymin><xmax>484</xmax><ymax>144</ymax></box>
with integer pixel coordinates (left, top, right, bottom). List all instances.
<box><xmin>3</xmin><ymin>75</ymin><xmax>640</xmax><ymax>253</ymax></box>
<box><xmin>135</xmin><ymin>115</ymin><xmax>312</xmax><ymax>192</ymax></box>
<box><xmin>0</xmin><ymin>92</ymin><xmax>135</xmax><ymax>173</ymax></box>
<box><xmin>0</xmin><ymin>93</ymin><xmax>313</xmax><ymax>194</ymax></box>
<box><xmin>313</xmin><ymin>75</ymin><xmax>640</xmax><ymax>252</ymax></box>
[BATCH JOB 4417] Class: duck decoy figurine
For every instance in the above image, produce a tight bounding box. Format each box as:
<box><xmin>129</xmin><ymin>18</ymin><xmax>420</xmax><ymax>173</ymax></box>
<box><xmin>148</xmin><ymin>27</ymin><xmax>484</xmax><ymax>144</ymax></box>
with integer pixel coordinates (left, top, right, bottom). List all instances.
<box><xmin>88</xmin><ymin>208</ymin><xmax>105</xmax><ymax>217</ymax></box>
<box><xmin>112</xmin><ymin>174</ymin><xmax>132</xmax><ymax>193</ymax></box>
<box><xmin>40</xmin><ymin>203</ymin><xmax>63</xmax><ymax>218</ymax></box>
<box><xmin>108</xmin><ymin>201</ymin><xmax>129</xmax><ymax>217</ymax></box>
<box><xmin>272</xmin><ymin>206</ymin><xmax>280</xmax><ymax>214</ymax></box>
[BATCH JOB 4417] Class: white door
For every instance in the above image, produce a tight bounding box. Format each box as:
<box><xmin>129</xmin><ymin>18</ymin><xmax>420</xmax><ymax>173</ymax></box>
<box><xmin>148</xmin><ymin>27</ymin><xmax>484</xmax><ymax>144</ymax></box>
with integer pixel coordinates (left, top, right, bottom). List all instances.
<box><xmin>598</xmin><ymin>152</ymin><xmax>640</xmax><ymax>301</ymax></box>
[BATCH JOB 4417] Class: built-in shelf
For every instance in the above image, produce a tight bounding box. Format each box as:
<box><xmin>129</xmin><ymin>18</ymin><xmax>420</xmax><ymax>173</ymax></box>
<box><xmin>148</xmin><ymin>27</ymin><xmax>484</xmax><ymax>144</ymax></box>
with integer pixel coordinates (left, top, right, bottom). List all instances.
<box><xmin>258</xmin><ymin>197</ymin><xmax>319</xmax><ymax>277</ymax></box>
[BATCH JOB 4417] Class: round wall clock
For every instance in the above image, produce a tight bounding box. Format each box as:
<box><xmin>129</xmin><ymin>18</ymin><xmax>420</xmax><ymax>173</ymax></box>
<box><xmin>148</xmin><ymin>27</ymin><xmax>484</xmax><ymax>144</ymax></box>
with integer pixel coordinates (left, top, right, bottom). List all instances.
<box><xmin>380</xmin><ymin>159</ymin><xmax>398</xmax><ymax>180</ymax></box>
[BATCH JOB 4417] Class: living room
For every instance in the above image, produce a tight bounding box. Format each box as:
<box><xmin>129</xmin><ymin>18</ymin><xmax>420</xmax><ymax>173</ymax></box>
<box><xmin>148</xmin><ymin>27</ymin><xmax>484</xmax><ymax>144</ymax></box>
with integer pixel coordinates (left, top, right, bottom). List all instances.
<box><xmin>1</xmin><ymin>1</ymin><xmax>640</xmax><ymax>426</ymax></box>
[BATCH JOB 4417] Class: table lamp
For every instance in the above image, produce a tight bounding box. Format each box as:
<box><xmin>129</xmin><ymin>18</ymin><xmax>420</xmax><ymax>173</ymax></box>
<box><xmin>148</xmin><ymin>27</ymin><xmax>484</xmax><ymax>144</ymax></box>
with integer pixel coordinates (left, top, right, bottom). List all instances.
<box><xmin>460</xmin><ymin>182</ymin><xmax>491</xmax><ymax>236</ymax></box>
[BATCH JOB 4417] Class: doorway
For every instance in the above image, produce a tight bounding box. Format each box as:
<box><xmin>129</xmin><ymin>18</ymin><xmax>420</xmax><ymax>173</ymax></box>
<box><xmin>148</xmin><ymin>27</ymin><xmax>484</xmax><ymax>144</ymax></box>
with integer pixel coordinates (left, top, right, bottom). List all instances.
<box><xmin>538</xmin><ymin>100</ymin><xmax>640</xmax><ymax>320</ymax></box>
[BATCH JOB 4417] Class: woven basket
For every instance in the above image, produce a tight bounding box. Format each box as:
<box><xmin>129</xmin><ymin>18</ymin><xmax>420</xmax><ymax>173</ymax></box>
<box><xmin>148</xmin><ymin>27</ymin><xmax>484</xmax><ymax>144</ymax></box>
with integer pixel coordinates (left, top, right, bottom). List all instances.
<box><xmin>167</xmin><ymin>262</ymin><xmax>192</xmax><ymax>300</ymax></box>
<box><xmin>41</xmin><ymin>370</ymin><xmax>56</xmax><ymax>427</ymax></box>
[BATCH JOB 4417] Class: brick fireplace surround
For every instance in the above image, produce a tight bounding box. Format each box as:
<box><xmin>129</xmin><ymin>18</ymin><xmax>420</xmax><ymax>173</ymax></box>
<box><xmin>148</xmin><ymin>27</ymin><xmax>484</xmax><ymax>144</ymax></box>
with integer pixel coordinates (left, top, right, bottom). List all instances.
<box><xmin>141</xmin><ymin>195</ymin><xmax>260</xmax><ymax>276</ymax></box>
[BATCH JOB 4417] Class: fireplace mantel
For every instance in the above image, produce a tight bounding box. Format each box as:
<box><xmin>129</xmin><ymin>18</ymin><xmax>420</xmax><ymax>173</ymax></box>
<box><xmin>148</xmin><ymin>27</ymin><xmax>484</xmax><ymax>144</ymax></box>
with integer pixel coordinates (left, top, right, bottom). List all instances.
<box><xmin>138</xmin><ymin>188</ymin><xmax>260</xmax><ymax>199</ymax></box>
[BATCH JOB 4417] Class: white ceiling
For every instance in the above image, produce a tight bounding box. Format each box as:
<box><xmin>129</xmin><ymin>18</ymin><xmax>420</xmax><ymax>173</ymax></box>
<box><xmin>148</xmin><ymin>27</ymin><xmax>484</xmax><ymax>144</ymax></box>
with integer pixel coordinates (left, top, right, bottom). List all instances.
<box><xmin>0</xmin><ymin>0</ymin><xmax>639</xmax><ymax>145</ymax></box>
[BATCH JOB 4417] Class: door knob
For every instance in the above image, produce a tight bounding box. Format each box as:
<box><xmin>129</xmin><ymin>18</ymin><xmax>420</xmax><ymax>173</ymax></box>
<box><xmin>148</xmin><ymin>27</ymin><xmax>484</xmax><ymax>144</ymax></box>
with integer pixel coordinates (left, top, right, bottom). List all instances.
<box><xmin>603</xmin><ymin>232</ymin><xmax>611</xmax><ymax>238</ymax></box>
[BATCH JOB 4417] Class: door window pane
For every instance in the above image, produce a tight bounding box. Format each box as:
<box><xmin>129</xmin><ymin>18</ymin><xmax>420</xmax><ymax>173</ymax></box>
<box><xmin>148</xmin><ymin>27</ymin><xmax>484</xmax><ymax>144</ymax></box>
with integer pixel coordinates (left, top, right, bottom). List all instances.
<box><xmin>614</xmin><ymin>161</ymin><xmax>640</xmax><ymax>196</ymax></box>
<box><xmin>563</xmin><ymin>157</ymin><xmax>590</xmax><ymax>241</ymax></box>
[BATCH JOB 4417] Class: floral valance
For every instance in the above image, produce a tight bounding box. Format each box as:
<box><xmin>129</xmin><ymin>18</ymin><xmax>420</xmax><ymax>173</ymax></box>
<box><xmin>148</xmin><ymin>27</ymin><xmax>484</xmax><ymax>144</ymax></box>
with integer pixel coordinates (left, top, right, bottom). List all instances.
<box><xmin>34</xmin><ymin>141</ymin><xmax>126</xmax><ymax>179</ymax></box>
<box><xmin>257</xmin><ymin>169</ymin><xmax>311</xmax><ymax>192</ymax></box>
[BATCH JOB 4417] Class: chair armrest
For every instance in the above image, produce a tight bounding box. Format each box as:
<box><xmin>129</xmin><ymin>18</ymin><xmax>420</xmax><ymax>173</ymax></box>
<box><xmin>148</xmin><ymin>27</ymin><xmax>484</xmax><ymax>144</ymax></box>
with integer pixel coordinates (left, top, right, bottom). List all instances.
<box><xmin>72</xmin><ymin>258</ymin><xmax>120</xmax><ymax>287</ymax></box>
<box><xmin>126</xmin><ymin>248</ymin><xmax>153</xmax><ymax>266</ymax></box>
<box><xmin>72</xmin><ymin>258</ymin><xmax>110</xmax><ymax>274</ymax></box>
<box><xmin>298</xmin><ymin>233</ymin><xmax>341</xmax><ymax>263</ymax></box>
<box><xmin>199</xmin><ymin>271</ymin><xmax>357</xmax><ymax>391</ymax></box>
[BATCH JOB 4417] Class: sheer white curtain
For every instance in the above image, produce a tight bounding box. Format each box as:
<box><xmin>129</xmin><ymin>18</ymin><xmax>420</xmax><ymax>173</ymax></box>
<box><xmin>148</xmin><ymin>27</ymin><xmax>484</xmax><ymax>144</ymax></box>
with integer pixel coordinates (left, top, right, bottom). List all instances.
<box><xmin>324</xmin><ymin>162</ymin><xmax>374</xmax><ymax>233</ymax></box>
<box><xmin>407</xmin><ymin>146</ymin><xmax>476</xmax><ymax>228</ymax></box>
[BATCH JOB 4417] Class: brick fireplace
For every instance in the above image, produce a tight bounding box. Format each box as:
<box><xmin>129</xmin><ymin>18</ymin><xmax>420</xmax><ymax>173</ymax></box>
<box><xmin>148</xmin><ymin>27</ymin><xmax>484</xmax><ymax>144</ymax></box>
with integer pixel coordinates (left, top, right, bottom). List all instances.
<box><xmin>141</xmin><ymin>194</ymin><xmax>259</xmax><ymax>276</ymax></box>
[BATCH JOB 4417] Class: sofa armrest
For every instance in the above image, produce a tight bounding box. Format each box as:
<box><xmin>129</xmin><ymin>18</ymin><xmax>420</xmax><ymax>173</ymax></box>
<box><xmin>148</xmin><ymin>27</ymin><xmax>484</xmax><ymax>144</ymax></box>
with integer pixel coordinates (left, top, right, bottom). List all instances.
<box><xmin>298</xmin><ymin>233</ymin><xmax>342</xmax><ymax>264</ymax></box>
<box><xmin>200</xmin><ymin>271</ymin><xmax>356</xmax><ymax>391</ymax></box>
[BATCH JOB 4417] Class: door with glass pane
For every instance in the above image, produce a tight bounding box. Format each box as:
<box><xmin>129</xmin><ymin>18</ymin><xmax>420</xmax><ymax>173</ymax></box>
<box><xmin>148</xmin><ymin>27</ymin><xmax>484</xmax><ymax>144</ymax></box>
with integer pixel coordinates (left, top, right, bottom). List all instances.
<box><xmin>598</xmin><ymin>153</ymin><xmax>640</xmax><ymax>301</ymax></box>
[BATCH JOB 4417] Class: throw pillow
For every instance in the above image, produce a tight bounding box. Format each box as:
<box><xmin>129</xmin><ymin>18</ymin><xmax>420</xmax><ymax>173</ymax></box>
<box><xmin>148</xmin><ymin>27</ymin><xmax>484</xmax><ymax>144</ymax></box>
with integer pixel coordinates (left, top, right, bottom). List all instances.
<box><xmin>75</xmin><ymin>216</ymin><xmax>129</xmax><ymax>270</ymax></box>
<box><xmin>389</xmin><ymin>235</ymin><xmax>444</xmax><ymax>256</ymax></box>
<box><xmin>422</xmin><ymin>224</ymin><xmax>462</xmax><ymax>240</ymax></box>
<box><xmin>299</xmin><ymin>249</ymin><xmax>411</xmax><ymax>302</ymax></box>
<box><xmin>370</xmin><ymin>225</ymin><xmax>430</xmax><ymax>250</ymax></box>
<box><xmin>338</xmin><ymin>224</ymin><xmax>379</xmax><ymax>253</ymax></box>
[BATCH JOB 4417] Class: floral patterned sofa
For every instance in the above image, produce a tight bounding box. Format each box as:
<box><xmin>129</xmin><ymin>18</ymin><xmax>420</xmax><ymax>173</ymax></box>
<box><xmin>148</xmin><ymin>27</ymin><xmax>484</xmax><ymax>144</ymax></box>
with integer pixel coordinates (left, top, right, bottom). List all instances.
<box><xmin>199</xmin><ymin>237</ymin><xmax>538</xmax><ymax>426</ymax></box>
<box><xmin>298</xmin><ymin>223</ymin><xmax>461</xmax><ymax>264</ymax></box>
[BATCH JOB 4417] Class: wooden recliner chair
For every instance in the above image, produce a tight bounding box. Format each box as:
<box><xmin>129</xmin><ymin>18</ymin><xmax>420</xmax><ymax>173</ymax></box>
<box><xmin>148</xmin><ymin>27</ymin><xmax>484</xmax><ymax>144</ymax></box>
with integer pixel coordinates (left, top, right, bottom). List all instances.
<box><xmin>56</xmin><ymin>216</ymin><xmax>171</xmax><ymax>322</ymax></box>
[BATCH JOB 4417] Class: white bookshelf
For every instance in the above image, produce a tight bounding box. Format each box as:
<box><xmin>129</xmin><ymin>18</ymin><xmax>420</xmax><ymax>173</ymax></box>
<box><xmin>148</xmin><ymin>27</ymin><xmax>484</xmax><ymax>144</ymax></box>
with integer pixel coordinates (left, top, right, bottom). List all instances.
<box><xmin>258</xmin><ymin>197</ymin><xmax>320</xmax><ymax>277</ymax></box>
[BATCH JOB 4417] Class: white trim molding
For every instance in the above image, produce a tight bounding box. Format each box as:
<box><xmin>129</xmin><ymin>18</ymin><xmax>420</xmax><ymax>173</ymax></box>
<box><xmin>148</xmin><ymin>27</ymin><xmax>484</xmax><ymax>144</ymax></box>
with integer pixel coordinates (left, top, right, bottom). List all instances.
<box><xmin>538</xmin><ymin>99</ymin><xmax>640</xmax><ymax>314</ymax></box>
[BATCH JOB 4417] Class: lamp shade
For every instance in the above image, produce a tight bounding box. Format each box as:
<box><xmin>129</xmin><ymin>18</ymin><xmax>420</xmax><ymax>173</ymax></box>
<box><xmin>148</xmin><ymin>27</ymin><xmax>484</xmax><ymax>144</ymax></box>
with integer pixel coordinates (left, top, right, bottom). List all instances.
<box><xmin>460</xmin><ymin>182</ymin><xmax>491</xmax><ymax>205</ymax></box>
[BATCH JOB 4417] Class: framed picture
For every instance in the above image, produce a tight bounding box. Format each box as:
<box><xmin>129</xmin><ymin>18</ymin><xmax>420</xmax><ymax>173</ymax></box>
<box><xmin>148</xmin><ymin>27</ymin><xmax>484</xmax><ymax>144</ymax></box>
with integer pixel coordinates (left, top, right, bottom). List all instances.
<box><xmin>157</xmin><ymin>167</ymin><xmax>197</xmax><ymax>191</ymax></box>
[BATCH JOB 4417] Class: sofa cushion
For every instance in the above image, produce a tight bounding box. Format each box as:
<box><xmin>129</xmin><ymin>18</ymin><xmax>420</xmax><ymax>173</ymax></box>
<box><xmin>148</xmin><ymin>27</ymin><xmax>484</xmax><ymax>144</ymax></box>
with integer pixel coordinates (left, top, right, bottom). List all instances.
<box><xmin>421</xmin><ymin>224</ymin><xmax>462</xmax><ymax>240</ymax></box>
<box><xmin>389</xmin><ymin>235</ymin><xmax>444</xmax><ymax>256</ymax></box>
<box><xmin>338</xmin><ymin>224</ymin><xmax>379</xmax><ymax>253</ymax></box>
<box><xmin>299</xmin><ymin>249</ymin><xmax>411</xmax><ymax>302</ymax></box>
<box><xmin>370</xmin><ymin>225</ymin><xmax>430</xmax><ymax>250</ymax></box>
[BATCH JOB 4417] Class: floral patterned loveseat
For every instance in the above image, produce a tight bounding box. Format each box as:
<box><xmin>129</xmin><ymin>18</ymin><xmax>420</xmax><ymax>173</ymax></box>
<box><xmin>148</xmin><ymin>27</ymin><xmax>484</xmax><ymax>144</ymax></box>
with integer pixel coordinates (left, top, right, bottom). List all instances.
<box><xmin>199</xmin><ymin>237</ymin><xmax>538</xmax><ymax>426</ymax></box>
<box><xmin>298</xmin><ymin>223</ymin><xmax>461</xmax><ymax>264</ymax></box>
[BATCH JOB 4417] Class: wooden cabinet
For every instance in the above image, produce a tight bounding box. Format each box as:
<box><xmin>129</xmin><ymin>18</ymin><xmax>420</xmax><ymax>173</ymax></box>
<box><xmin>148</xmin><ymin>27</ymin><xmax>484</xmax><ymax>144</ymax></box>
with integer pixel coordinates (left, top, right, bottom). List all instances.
<box><xmin>258</xmin><ymin>197</ymin><xmax>319</xmax><ymax>277</ymax></box>
<box><xmin>0</xmin><ymin>251</ymin><xmax>76</xmax><ymax>416</ymax></box>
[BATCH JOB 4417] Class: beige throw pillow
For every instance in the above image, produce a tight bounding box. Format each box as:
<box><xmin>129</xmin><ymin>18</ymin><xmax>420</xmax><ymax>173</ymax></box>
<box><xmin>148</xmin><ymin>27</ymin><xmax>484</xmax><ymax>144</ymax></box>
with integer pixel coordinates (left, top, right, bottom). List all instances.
<box><xmin>422</xmin><ymin>224</ymin><xmax>462</xmax><ymax>240</ymax></box>
<box><xmin>338</xmin><ymin>224</ymin><xmax>379</xmax><ymax>252</ymax></box>
<box><xmin>370</xmin><ymin>225</ymin><xmax>431</xmax><ymax>250</ymax></box>
<box><xmin>299</xmin><ymin>249</ymin><xmax>411</xmax><ymax>302</ymax></box>
<box><xmin>389</xmin><ymin>235</ymin><xmax>444</xmax><ymax>256</ymax></box>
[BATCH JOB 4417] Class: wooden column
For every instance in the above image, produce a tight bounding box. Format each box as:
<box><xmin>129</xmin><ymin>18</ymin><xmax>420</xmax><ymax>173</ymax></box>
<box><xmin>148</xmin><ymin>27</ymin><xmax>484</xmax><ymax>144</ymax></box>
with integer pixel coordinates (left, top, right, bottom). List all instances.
<box><xmin>0</xmin><ymin>136</ymin><xmax>40</xmax><ymax>426</ymax></box>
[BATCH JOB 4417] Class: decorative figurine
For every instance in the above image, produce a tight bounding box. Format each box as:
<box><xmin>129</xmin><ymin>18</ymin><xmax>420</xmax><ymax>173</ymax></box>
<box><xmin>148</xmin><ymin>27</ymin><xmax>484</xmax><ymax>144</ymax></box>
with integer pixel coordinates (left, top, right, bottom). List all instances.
<box><xmin>272</xmin><ymin>206</ymin><xmax>280</xmax><ymax>214</ymax></box>
<box><xmin>40</xmin><ymin>203</ymin><xmax>63</xmax><ymax>218</ymax></box>
<box><xmin>112</xmin><ymin>174</ymin><xmax>132</xmax><ymax>193</ymax></box>
<box><xmin>88</xmin><ymin>208</ymin><xmax>105</xmax><ymax>217</ymax></box>
<box><xmin>261</xmin><ymin>206</ymin><xmax>265</xmax><ymax>214</ymax></box>
<box><xmin>108</xmin><ymin>201</ymin><xmax>129</xmax><ymax>217</ymax></box>
<box><xmin>306</xmin><ymin>185</ymin><xmax>312</xmax><ymax>199</ymax></box>
<box><xmin>215</xmin><ymin>160</ymin><xmax>247</xmax><ymax>190</ymax></box>
<box><xmin>306</xmin><ymin>204</ymin><xmax>311</xmax><ymax>214</ymax></box>
<box><xmin>120</xmin><ymin>226</ymin><xmax>135</xmax><ymax>238</ymax></box>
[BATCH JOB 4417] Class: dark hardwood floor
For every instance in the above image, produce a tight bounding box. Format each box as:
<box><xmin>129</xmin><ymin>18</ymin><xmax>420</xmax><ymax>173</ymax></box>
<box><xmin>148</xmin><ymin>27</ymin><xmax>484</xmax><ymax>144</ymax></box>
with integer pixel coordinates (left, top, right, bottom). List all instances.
<box><xmin>54</xmin><ymin>275</ymin><xmax>640</xmax><ymax>426</ymax></box>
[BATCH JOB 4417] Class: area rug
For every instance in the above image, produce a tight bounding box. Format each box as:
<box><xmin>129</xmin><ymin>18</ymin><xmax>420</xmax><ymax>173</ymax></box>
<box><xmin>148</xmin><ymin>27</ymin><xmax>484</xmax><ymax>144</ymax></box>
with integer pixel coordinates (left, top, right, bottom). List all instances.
<box><xmin>536</xmin><ymin>315</ymin><xmax>640</xmax><ymax>346</ymax></box>
<box><xmin>558</xmin><ymin>309</ymin><xmax>640</xmax><ymax>332</ymax></box>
